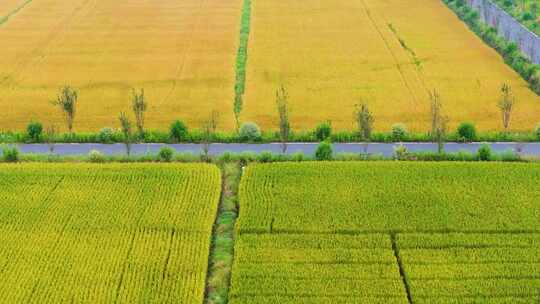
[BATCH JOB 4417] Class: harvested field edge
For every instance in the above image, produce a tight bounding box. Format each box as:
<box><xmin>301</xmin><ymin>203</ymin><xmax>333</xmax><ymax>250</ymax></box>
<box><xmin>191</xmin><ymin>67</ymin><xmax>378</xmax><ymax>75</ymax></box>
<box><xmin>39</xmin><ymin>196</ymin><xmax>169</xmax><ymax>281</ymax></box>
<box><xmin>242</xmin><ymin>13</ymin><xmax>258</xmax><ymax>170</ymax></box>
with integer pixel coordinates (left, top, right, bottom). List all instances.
<box><xmin>205</xmin><ymin>163</ymin><xmax>242</xmax><ymax>304</ymax></box>
<box><xmin>442</xmin><ymin>0</ymin><xmax>540</xmax><ymax>95</ymax></box>
<box><xmin>0</xmin><ymin>0</ymin><xmax>32</xmax><ymax>26</ymax></box>
<box><xmin>233</xmin><ymin>0</ymin><xmax>252</xmax><ymax>127</ymax></box>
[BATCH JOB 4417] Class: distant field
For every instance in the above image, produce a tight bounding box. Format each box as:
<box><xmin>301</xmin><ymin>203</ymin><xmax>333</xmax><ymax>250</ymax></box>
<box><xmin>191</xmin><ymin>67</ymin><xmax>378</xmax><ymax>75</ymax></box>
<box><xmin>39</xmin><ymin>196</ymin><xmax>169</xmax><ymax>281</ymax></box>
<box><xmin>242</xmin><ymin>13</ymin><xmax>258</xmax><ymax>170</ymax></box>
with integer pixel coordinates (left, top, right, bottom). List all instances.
<box><xmin>242</xmin><ymin>0</ymin><xmax>540</xmax><ymax>131</ymax></box>
<box><xmin>231</xmin><ymin>162</ymin><xmax>540</xmax><ymax>303</ymax></box>
<box><xmin>0</xmin><ymin>0</ymin><xmax>241</xmax><ymax>131</ymax></box>
<box><xmin>0</xmin><ymin>164</ymin><xmax>221</xmax><ymax>302</ymax></box>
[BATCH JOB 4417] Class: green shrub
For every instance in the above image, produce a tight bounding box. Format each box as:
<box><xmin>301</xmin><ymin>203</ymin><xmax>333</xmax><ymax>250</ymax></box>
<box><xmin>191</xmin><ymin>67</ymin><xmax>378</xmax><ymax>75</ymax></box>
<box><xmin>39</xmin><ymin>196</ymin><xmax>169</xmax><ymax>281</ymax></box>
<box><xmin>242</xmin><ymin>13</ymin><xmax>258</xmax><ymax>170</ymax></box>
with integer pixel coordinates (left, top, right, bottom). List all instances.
<box><xmin>477</xmin><ymin>144</ymin><xmax>492</xmax><ymax>161</ymax></box>
<box><xmin>457</xmin><ymin>122</ymin><xmax>477</xmax><ymax>142</ymax></box>
<box><xmin>26</xmin><ymin>121</ymin><xmax>43</xmax><ymax>142</ymax></box>
<box><xmin>393</xmin><ymin>144</ymin><xmax>410</xmax><ymax>160</ymax></box>
<box><xmin>238</xmin><ymin>151</ymin><xmax>257</xmax><ymax>163</ymax></box>
<box><xmin>498</xmin><ymin>149</ymin><xmax>520</xmax><ymax>162</ymax></box>
<box><xmin>315</xmin><ymin>141</ymin><xmax>333</xmax><ymax>161</ymax></box>
<box><xmin>529</xmin><ymin>70</ymin><xmax>540</xmax><ymax>93</ymax></box>
<box><xmin>536</xmin><ymin>124</ymin><xmax>540</xmax><ymax>139</ymax></box>
<box><xmin>314</xmin><ymin>121</ymin><xmax>332</xmax><ymax>141</ymax></box>
<box><xmin>218</xmin><ymin>151</ymin><xmax>233</xmax><ymax>163</ymax></box>
<box><xmin>2</xmin><ymin>146</ymin><xmax>19</xmax><ymax>162</ymax></box>
<box><xmin>291</xmin><ymin>152</ymin><xmax>306</xmax><ymax>162</ymax></box>
<box><xmin>239</xmin><ymin>122</ymin><xmax>261</xmax><ymax>142</ymax></box>
<box><xmin>98</xmin><ymin>127</ymin><xmax>114</xmax><ymax>144</ymax></box>
<box><xmin>158</xmin><ymin>146</ymin><xmax>174</xmax><ymax>162</ymax></box>
<box><xmin>391</xmin><ymin>123</ymin><xmax>408</xmax><ymax>141</ymax></box>
<box><xmin>170</xmin><ymin>120</ymin><xmax>188</xmax><ymax>143</ymax></box>
<box><xmin>257</xmin><ymin>151</ymin><xmax>274</xmax><ymax>163</ymax></box>
<box><xmin>88</xmin><ymin>150</ymin><xmax>105</xmax><ymax>163</ymax></box>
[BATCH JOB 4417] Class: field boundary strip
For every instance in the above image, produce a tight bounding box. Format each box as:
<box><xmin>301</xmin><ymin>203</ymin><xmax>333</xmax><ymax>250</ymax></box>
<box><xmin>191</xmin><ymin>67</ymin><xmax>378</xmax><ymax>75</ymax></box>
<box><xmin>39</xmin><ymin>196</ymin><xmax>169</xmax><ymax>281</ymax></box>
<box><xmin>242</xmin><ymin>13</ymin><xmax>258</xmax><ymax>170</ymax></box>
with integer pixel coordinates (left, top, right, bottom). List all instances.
<box><xmin>204</xmin><ymin>164</ymin><xmax>242</xmax><ymax>304</ymax></box>
<box><xmin>233</xmin><ymin>0</ymin><xmax>252</xmax><ymax>127</ymax></box>
<box><xmin>238</xmin><ymin>229</ymin><xmax>540</xmax><ymax>235</ymax></box>
<box><xmin>391</xmin><ymin>233</ymin><xmax>413</xmax><ymax>304</ymax></box>
<box><xmin>0</xmin><ymin>0</ymin><xmax>32</xmax><ymax>26</ymax></box>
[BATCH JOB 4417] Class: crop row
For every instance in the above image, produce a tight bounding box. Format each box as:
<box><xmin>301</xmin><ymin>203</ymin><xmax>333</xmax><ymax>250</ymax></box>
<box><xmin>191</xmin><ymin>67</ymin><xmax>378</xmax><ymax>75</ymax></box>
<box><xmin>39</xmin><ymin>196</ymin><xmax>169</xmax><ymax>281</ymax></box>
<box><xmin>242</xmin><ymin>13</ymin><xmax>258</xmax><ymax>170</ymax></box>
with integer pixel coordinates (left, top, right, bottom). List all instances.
<box><xmin>0</xmin><ymin>164</ymin><xmax>221</xmax><ymax>303</ymax></box>
<box><xmin>237</xmin><ymin>162</ymin><xmax>540</xmax><ymax>234</ymax></box>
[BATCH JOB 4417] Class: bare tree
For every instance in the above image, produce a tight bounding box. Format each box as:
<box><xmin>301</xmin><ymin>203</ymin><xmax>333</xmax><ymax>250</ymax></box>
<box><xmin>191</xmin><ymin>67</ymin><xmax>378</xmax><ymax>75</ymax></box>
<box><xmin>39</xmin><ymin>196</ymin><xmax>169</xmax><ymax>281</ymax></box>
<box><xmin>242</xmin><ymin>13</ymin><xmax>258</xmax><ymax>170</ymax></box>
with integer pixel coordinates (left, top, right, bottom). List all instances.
<box><xmin>276</xmin><ymin>85</ymin><xmax>290</xmax><ymax>153</ymax></box>
<box><xmin>355</xmin><ymin>103</ymin><xmax>374</xmax><ymax>153</ymax></box>
<box><xmin>201</xmin><ymin>111</ymin><xmax>220</xmax><ymax>161</ymax></box>
<box><xmin>429</xmin><ymin>89</ymin><xmax>449</xmax><ymax>153</ymax></box>
<box><xmin>118</xmin><ymin>112</ymin><xmax>133</xmax><ymax>156</ymax></box>
<box><xmin>52</xmin><ymin>86</ymin><xmax>78</xmax><ymax>133</ymax></box>
<box><xmin>498</xmin><ymin>83</ymin><xmax>515</xmax><ymax>132</ymax></box>
<box><xmin>44</xmin><ymin>125</ymin><xmax>57</xmax><ymax>154</ymax></box>
<box><xmin>131</xmin><ymin>88</ymin><xmax>147</xmax><ymax>137</ymax></box>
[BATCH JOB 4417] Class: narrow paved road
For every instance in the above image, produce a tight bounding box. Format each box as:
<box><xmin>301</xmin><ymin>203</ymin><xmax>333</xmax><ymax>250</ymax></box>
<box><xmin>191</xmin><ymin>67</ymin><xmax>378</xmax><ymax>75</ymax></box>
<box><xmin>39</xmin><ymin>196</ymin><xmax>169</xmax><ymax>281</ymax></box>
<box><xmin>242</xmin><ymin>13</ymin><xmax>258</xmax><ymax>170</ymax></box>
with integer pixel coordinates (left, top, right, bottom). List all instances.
<box><xmin>7</xmin><ymin>142</ymin><xmax>540</xmax><ymax>157</ymax></box>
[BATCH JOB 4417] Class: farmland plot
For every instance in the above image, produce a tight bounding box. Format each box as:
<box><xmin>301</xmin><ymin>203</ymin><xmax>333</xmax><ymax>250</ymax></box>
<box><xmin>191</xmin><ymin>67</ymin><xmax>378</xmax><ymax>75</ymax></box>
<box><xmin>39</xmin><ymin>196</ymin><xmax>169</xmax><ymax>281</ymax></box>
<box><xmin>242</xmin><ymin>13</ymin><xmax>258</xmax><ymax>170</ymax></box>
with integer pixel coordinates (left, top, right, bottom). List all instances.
<box><xmin>230</xmin><ymin>234</ymin><xmax>408</xmax><ymax>304</ymax></box>
<box><xmin>0</xmin><ymin>0</ymin><xmax>241</xmax><ymax>131</ymax></box>
<box><xmin>231</xmin><ymin>162</ymin><xmax>540</xmax><ymax>302</ymax></box>
<box><xmin>241</xmin><ymin>0</ymin><xmax>540</xmax><ymax>131</ymax></box>
<box><xmin>237</xmin><ymin>162</ymin><xmax>540</xmax><ymax>234</ymax></box>
<box><xmin>0</xmin><ymin>163</ymin><xmax>221</xmax><ymax>303</ymax></box>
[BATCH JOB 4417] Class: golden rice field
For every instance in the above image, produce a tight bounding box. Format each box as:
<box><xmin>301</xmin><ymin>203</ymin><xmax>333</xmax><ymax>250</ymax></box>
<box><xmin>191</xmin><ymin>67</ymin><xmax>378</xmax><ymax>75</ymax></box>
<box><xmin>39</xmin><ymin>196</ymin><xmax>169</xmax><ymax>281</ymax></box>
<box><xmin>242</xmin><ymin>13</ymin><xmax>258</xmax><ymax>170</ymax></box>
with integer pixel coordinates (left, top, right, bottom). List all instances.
<box><xmin>0</xmin><ymin>163</ymin><xmax>221</xmax><ymax>303</ymax></box>
<box><xmin>1</xmin><ymin>0</ymin><xmax>540</xmax><ymax>133</ymax></box>
<box><xmin>0</xmin><ymin>0</ymin><xmax>240</xmax><ymax>131</ymax></box>
<box><xmin>241</xmin><ymin>0</ymin><xmax>540</xmax><ymax>131</ymax></box>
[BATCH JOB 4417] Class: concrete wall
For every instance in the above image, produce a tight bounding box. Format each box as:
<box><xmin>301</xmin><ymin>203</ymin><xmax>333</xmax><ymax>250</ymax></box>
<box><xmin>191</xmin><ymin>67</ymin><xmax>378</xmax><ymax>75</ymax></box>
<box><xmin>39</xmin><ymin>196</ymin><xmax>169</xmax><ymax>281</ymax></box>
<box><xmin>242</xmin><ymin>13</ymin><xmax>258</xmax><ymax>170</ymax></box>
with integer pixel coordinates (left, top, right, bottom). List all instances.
<box><xmin>467</xmin><ymin>0</ymin><xmax>540</xmax><ymax>64</ymax></box>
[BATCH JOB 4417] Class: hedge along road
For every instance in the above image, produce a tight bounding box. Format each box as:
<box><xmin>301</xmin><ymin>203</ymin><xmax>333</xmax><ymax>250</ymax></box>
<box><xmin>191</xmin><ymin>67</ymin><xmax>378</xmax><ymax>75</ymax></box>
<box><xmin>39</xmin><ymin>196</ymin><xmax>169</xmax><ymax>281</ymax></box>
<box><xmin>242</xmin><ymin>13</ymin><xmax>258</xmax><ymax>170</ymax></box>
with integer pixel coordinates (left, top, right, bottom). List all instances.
<box><xmin>6</xmin><ymin>142</ymin><xmax>540</xmax><ymax>157</ymax></box>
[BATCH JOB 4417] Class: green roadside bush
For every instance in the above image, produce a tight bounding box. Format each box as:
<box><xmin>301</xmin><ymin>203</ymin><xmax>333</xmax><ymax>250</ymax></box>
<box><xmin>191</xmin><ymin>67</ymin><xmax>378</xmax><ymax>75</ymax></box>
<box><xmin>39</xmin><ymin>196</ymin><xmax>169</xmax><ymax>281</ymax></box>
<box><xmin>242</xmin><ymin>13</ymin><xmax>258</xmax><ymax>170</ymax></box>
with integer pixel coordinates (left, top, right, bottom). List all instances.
<box><xmin>477</xmin><ymin>144</ymin><xmax>492</xmax><ymax>161</ymax></box>
<box><xmin>291</xmin><ymin>152</ymin><xmax>306</xmax><ymax>162</ymax></box>
<box><xmin>158</xmin><ymin>146</ymin><xmax>174</xmax><ymax>162</ymax></box>
<box><xmin>239</xmin><ymin>122</ymin><xmax>261</xmax><ymax>142</ymax></box>
<box><xmin>257</xmin><ymin>151</ymin><xmax>274</xmax><ymax>163</ymax></box>
<box><xmin>391</xmin><ymin>123</ymin><xmax>408</xmax><ymax>142</ymax></box>
<box><xmin>88</xmin><ymin>150</ymin><xmax>105</xmax><ymax>163</ymax></box>
<box><xmin>315</xmin><ymin>141</ymin><xmax>333</xmax><ymax>161</ymax></box>
<box><xmin>98</xmin><ymin>127</ymin><xmax>114</xmax><ymax>144</ymax></box>
<box><xmin>457</xmin><ymin>122</ymin><xmax>477</xmax><ymax>142</ymax></box>
<box><xmin>2</xmin><ymin>146</ymin><xmax>19</xmax><ymax>162</ymax></box>
<box><xmin>393</xmin><ymin>144</ymin><xmax>409</xmax><ymax>160</ymax></box>
<box><xmin>170</xmin><ymin>120</ymin><xmax>188</xmax><ymax>143</ymax></box>
<box><xmin>26</xmin><ymin>121</ymin><xmax>43</xmax><ymax>143</ymax></box>
<box><xmin>314</xmin><ymin>121</ymin><xmax>332</xmax><ymax>141</ymax></box>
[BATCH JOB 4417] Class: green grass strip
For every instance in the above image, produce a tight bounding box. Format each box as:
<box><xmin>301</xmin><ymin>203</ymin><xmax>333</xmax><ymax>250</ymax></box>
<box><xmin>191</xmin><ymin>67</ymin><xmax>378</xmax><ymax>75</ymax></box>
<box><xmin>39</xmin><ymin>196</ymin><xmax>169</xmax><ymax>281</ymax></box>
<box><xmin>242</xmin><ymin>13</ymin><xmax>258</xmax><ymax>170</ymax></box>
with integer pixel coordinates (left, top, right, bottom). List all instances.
<box><xmin>204</xmin><ymin>163</ymin><xmax>242</xmax><ymax>304</ymax></box>
<box><xmin>0</xmin><ymin>0</ymin><xmax>32</xmax><ymax>26</ymax></box>
<box><xmin>233</xmin><ymin>0</ymin><xmax>252</xmax><ymax>126</ymax></box>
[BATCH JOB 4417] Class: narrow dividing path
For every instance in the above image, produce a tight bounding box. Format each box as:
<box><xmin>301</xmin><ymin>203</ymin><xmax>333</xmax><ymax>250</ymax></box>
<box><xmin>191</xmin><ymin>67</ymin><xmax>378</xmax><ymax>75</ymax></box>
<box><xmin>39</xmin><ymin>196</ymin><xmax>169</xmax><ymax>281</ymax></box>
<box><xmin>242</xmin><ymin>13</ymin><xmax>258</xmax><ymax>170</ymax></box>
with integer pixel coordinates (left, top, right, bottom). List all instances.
<box><xmin>0</xmin><ymin>0</ymin><xmax>33</xmax><ymax>27</ymax></box>
<box><xmin>204</xmin><ymin>163</ymin><xmax>242</xmax><ymax>304</ymax></box>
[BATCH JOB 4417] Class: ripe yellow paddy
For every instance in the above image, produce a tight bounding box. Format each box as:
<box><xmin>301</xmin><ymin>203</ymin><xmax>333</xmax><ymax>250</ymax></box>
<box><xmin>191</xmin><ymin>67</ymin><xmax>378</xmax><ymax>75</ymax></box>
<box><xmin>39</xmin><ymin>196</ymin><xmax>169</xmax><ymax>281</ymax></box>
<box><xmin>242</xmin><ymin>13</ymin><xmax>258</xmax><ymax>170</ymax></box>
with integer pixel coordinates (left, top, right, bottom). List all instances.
<box><xmin>242</xmin><ymin>0</ymin><xmax>540</xmax><ymax>132</ymax></box>
<box><xmin>0</xmin><ymin>0</ymin><xmax>241</xmax><ymax>131</ymax></box>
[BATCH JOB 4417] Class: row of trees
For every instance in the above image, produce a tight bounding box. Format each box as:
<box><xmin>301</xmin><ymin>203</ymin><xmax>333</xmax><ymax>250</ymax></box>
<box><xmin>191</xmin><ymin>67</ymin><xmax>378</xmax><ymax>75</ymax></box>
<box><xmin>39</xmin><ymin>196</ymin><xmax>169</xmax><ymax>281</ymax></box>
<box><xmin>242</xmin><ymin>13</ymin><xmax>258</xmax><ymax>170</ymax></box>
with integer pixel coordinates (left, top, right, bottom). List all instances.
<box><xmin>272</xmin><ymin>83</ymin><xmax>517</xmax><ymax>154</ymax></box>
<box><xmin>42</xmin><ymin>82</ymin><xmax>520</xmax><ymax>155</ymax></box>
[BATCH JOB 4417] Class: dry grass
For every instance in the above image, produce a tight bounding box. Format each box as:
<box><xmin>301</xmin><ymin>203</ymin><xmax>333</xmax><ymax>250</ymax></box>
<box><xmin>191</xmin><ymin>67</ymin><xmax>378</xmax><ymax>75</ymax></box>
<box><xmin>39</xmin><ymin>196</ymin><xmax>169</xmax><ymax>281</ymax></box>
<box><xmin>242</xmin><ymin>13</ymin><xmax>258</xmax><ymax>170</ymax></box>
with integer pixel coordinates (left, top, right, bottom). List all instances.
<box><xmin>241</xmin><ymin>0</ymin><xmax>540</xmax><ymax>132</ymax></box>
<box><xmin>0</xmin><ymin>0</ymin><xmax>241</xmax><ymax>131</ymax></box>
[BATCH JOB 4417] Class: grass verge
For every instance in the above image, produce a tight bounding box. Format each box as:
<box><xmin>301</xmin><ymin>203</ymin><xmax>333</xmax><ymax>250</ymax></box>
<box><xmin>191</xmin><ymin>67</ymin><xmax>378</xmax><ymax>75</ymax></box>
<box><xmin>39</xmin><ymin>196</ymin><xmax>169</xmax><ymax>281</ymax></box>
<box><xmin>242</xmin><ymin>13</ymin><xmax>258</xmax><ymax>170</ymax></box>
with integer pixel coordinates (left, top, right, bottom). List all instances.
<box><xmin>205</xmin><ymin>163</ymin><xmax>242</xmax><ymax>304</ymax></box>
<box><xmin>233</xmin><ymin>0</ymin><xmax>252</xmax><ymax>127</ymax></box>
